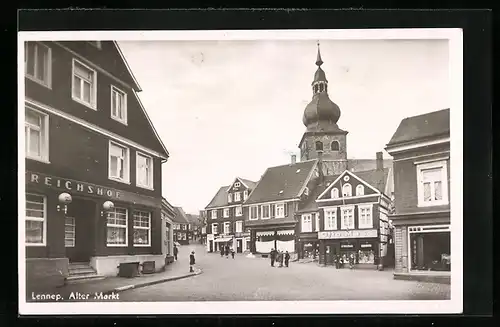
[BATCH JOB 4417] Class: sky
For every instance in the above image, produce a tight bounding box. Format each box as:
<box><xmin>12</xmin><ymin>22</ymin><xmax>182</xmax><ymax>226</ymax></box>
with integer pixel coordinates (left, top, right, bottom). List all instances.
<box><xmin>118</xmin><ymin>38</ymin><xmax>450</xmax><ymax>214</ymax></box>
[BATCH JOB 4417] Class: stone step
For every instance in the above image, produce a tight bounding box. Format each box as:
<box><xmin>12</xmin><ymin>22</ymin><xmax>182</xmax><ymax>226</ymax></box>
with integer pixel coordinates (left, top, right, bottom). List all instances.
<box><xmin>69</xmin><ymin>262</ymin><xmax>93</xmax><ymax>269</ymax></box>
<box><xmin>65</xmin><ymin>274</ymin><xmax>106</xmax><ymax>284</ymax></box>
<box><xmin>69</xmin><ymin>267</ymin><xmax>97</xmax><ymax>276</ymax></box>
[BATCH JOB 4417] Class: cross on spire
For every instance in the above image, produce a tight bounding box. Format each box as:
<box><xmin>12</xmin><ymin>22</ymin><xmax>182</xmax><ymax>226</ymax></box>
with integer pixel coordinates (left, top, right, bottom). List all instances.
<box><xmin>315</xmin><ymin>41</ymin><xmax>323</xmax><ymax>66</ymax></box>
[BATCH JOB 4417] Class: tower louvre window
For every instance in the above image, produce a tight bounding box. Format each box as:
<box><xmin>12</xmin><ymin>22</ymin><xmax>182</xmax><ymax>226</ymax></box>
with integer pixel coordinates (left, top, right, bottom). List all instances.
<box><xmin>331</xmin><ymin>141</ymin><xmax>340</xmax><ymax>151</ymax></box>
<box><xmin>315</xmin><ymin>141</ymin><xmax>323</xmax><ymax>151</ymax></box>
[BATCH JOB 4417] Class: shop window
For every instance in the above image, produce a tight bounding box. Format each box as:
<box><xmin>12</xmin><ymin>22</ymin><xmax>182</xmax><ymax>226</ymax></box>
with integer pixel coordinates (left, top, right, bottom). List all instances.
<box><xmin>235</xmin><ymin>205</ymin><xmax>243</xmax><ymax>217</ymax></box>
<box><xmin>324</xmin><ymin>207</ymin><xmax>337</xmax><ymax>230</ymax></box>
<box><xmin>342</xmin><ymin>183</ymin><xmax>352</xmax><ymax>197</ymax></box>
<box><xmin>330</xmin><ymin>188</ymin><xmax>339</xmax><ymax>199</ymax></box>
<box><xmin>250</xmin><ymin>206</ymin><xmax>259</xmax><ymax>220</ymax></box>
<box><xmin>25</xmin><ymin>108</ymin><xmax>50</xmax><ymax>163</ymax></box>
<box><xmin>261</xmin><ymin>204</ymin><xmax>271</xmax><ymax>219</ymax></box>
<box><xmin>72</xmin><ymin>58</ymin><xmax>97</xmax><ymax>109</ymax></box>
<box><xmin>25</xmin><ymin>41</ymin><xmax>52</xmax><ymax>88</ymax></box>
<box><xmin>107</xmin><ymin>207</ymin><xmax>128</xmax><ymax>246</ymax></box>
<box><xmin>64</xmin><ymin>216</ymin><xmax>76</xmax><ymax>247</ymax></box>
<box><xmin>356</xmin><ymin>185</ymin><xmax>365</xmax><ymax>196</ymax></box>
<box><xmin>136</xmin><ymin>152</ymin><xmax>153</xmax><ymax>189</ymax></box>
<box><xmin>358</xmin><ymin>204</ymin><xmax>373</xmax><ymax>229</ymax></box>
<box><xmin>301</xmin><ymin>214</ymin><xmax>312</xmax><ymax>233</ymax></box>
<box><xmin>25</xmin><ymin>193</ymin><xmax>46</xmax><ymax>246</ymax></box>
<box><xmin>109</xmin><ymin>141</ymin><xmax>130</xmax><ymax>183</ymax></box>
<box><xmin>223</xmin><ymin>208</ymin><xmax>230</xmax><ymax>218</ymax></box>
<box><xmin>410</xmin><ymin>231</ymin><xmax>450</xmax><ymax>271</ymax></box>
<box><xmin>133</xmin><ymin>211</ymin><xmax>151</xmax><ymax>246</ymax></box>
<box><xmin>111</xmin><ymin>85</ymin><xmax>127</xmax><ymax>124</ymax></box>
<box><xmin>417</xmin><ymin>160</ymin><xmax>449</xmax><ymax>207</ymax></box>
<box><xmin>275</xmin><ymin>203</ymin><xmax>285</xmax><ymax>218</ymax></box>
<box><xmin>340</xmin><ymin>206</ymin><xmax>355</xmax><ymax>230</ymax></box>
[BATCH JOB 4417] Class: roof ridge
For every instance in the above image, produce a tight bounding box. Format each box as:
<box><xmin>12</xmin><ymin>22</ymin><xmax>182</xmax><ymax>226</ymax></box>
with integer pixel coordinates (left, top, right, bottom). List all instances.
<box><xmin>402</xmin><ymin>108</ymin><xmax>450</xmax><ymax>121</ymax></box>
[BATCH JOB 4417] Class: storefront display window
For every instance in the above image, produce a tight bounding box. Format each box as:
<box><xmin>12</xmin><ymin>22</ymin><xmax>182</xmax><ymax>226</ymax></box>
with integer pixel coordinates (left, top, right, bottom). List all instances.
<box><xmin>410</xmin><ymin>231</ymin><xmax>450</xmax><ymax>271</ymax></box>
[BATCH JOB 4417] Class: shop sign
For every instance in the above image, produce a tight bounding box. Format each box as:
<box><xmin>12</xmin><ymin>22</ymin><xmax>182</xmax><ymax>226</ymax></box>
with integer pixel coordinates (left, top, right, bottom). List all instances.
<box><xmin>235</xmin><ymin>232</ymin><xmax>250</xmax><ymax>238</ymax></box>
<box><xmin>341</xmin><ymin>244</ymin><xmax>354</xmax><ymax>248</ymax></box>
<box><xmin>360</xmin><ymin>243</ymin><xmax>372</xmax><ymax>248</ymax></box>
<box><xmin>318</xmin><ymin>229</ymin><xmax>378</xmax><ymax>240</ymax></box>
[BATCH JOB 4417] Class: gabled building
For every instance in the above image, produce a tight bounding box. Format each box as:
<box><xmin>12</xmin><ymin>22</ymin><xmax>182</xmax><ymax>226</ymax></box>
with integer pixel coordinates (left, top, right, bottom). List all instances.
<box><xmin>172</xmin><ymin>207</ymin><xmax>190</xmax><ymax>245</ymax></box>
<box><xmin>24</xmin><ymin>40</ymin><xmax>169</xmax><ymax>290</ymax></box>
<box><xmin>205</xmin><ymin>177</ymin><xmax>256</xmax><ymax>253</ymax></box>
<box><xmin>385</xmin><ymin>109</ymin><xmax>451</xmax><ymax>281</ymax></box>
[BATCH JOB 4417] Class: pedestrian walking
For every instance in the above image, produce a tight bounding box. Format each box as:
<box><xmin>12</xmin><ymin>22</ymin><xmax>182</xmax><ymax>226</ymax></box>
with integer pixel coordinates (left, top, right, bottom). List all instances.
<box><xmin>284</xmin><ymin>251</ymin><xmax>290</xmax><ymax>267</ymax></box>
<box><xmin>349</xmin><ymin>253</ymin><xmax>354</xmax><ymax>269</ymax></box>
<box><xmin>231</xmin><ymin>248</ymin><xmax>235</xmax><ymax>259</ymax></box>
<box><xmin>225</xmin><ymin>245</ymin><xmax>229</xmax><ymax>259</ymax></box>
<box><xmin>334</xmin><ymin>254</ymin><xmax>340</xmax><ymax>269</ymax></box>
<box><xmin>173</xmin><ymin>244</ymin><xmax>178</xmax><ymax>261</ymax></box>
<box><xmin>220</xmin><ymin>246</ymin><xmax>224</xmax><ymax>257</ymax></box>
<box><xmin>270</xmin><ymin>248</ymin><xmax>276</xmax><ymax>267</ymax></box>
<box><xmin>189</xmin><ymin>250</ymin><xmax>196</xmax><ymax>273</ymax></box>
<box><xmin>278</xmin><ymin>251</ymin><xmax>284</xmax><ymax>268</ymax></box>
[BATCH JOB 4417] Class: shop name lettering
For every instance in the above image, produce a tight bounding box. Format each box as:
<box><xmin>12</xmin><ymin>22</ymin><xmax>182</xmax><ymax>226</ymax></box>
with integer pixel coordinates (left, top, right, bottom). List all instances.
<box><xmin>28</xmin><ymin>173</ymin><xmax>121</xmax><ymax>199</ymax></box>
<box><xmin>318</xmin><ymin>229</ymin><xmax>378</xmax><ymax>240</ymax></box>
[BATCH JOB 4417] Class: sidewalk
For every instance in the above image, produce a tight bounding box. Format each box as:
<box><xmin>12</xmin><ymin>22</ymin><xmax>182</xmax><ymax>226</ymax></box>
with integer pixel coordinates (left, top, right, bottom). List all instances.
<box><xmin>26</xmin><ymin>256</ymin><xmax>202</xmax><ymax>302</ymax></box>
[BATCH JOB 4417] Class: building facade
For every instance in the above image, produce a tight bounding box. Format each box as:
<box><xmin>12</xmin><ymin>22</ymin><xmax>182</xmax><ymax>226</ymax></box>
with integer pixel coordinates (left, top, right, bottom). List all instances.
<box><xmin>24</xmin><ymin>41</ymin><xmax>169</xmax><ymax>289</ymax></box>
<box><xmin>161</xmin><ymin>198</ymin><xmax>175</xmax><ymax>258</ymax></box>
<box><xmin>385</xmin><ymin>109</ymin><xmax>451</xmax><ymax>281</ymax></box>
<box><xmin>172</xmin><ymin>207</ymin><xmax>190</xmax><ymax>245</ymax></box>
<box><xmin>205</xmin><ymin>178</ymin><xmax>256</xmax><ymax>253</ymax></box>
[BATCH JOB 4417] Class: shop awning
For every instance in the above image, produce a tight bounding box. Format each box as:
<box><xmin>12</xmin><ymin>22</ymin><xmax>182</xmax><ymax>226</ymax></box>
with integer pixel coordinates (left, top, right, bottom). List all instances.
<box><xmin>256</xmin><ymin>231</ymin><xmax>274</xmax><ymax>237</ymax></box>
<box><xmin>214</xmin><ymin>237</ymin><xmax>232</xmax><ymax>243</ymax></box>
<box><xmin>277</xmin><ymin>230</ymin><xmax>295</xmax><ymax>236</ymax></box>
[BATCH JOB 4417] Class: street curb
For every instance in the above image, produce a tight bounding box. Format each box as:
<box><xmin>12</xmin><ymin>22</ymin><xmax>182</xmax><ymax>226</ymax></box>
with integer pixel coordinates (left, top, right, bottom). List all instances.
<box><xmin>102</xmin><ymin>269</ymin><xmax>203</xmax><ymax>295</ymax></box>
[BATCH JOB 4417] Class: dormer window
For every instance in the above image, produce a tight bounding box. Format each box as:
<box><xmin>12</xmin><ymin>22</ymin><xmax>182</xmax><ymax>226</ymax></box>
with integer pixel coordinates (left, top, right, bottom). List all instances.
<box><xmin>342</xmin><ymin>183</ymin><xmax>352</xmax><ymax>197</ymax></box>
<box><xmin>331</xmin><ymin>188</ymin><xmax>339</xmax><ymax>199</ymax></box>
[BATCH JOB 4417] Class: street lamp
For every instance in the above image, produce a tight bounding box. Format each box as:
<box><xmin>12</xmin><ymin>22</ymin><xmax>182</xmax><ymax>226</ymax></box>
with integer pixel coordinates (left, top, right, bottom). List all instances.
<box><xmin>57</xmin><ymin>192</ymin><xmax>72</xmax><ymax>214</ymax></box>
<box><xmin>100</xmin><ymin>200</ymin><xmax>115</xmax><ymax>217</ymax></box>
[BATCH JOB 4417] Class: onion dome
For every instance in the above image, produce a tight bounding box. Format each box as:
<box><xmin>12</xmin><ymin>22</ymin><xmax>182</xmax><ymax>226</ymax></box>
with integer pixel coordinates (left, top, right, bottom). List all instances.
<box><xmin>303</xmin><ymin>43</ymin><xmax>342</xmax><ymax>132</ymax></box>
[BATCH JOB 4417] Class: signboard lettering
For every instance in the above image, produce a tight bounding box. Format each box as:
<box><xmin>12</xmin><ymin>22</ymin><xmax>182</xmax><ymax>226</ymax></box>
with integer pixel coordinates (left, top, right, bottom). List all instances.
<box><xmin>318</xmin><ymin>229</ymin><xmax>378</xmax><ymax>240</ymax></box>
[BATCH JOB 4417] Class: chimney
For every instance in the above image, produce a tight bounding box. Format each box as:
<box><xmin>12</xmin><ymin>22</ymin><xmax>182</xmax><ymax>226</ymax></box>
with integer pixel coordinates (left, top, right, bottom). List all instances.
<box><xmin>376</xmin><ymin>151</ymin><xmax>384</xmax><ymax>171</ymax></box>
<box><xmin>291</xmin><ymin>154</ymin><xmax>297</xmax><ymax>164</ymax></box>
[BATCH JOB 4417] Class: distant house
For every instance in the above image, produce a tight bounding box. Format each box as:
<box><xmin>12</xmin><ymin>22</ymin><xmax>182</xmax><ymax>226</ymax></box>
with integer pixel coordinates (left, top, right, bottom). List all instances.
<box><xmin>172</xmin><ymin>207</ymin><xmax>190</xmax><ymax>245</ymax></box>
<box><xmin>385</xmin><ymin>109</ymin><xmax>450</xmax><ymax>282</ymax></box>
<box><xmin>185</xmin><ymin>213</ymin><xmax>203</xmax><ymax>243</ymax></box>
<box><xmin>205</xmin><ymin>177</ymin><xmax>257</xmax><ymax>253</ymax></box>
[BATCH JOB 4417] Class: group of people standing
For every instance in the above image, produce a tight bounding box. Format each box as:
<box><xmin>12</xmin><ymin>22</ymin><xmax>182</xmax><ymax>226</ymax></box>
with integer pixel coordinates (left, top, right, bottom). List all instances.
<box><xmin>270</xmin><ymin>248</ymin><xmax>290</xmax><ymax>268</ymax></box>
<box><xmin>220</xmin><ymin>244</ymin><xmax>236</xmax><ymax>259</ymax></box>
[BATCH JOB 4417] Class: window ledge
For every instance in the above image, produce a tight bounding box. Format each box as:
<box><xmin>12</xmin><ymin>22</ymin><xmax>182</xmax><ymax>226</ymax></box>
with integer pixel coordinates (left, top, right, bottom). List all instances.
<box><xmin>417</xmin><ymin>201</ymin><xmax>449</xmax><ymax>208</ymax></box>
<box><xmin>111</xmin><ymin>116</ymin><xmax>128</xmax><ymax>126</ymax></box>
<box><xmin>26</xmin><ymin>156</ymin><xmax>50</xmax><ymax>164</ymax></box>
<box><xmin>106</xmin><ymin>244</ymin><xmax>128</xmax><ymax>247</ymax></box>
<box><xmin>133</xmin><ymin>244</ymin><xmax>151</xmax><ymax>247</ymax></box>
<box><xmin>72</xmin><ymin>96</ymin><xmax>97</xmax><ymax>110</ymax></box>
<box><xmin>25</xmin><ymin>75</ymin><xmax>52</xmax><ymax>89</ymax></box>
<box><xmin>108</xmin><ymin>176</ymin><xmax>131</xmax><ymax>185</ymax></box>
<box><xmin>25</xmin><ymin>243</ymin><xmax>46</xmax><ymax>247</ymax></box>
<box><xmin>136</xmin><ymin>184</ymin><xmax>154</xmax><ymax>191</ymax></box>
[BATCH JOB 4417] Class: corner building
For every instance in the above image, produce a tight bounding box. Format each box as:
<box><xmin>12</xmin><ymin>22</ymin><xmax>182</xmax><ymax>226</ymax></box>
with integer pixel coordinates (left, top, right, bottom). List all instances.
<box><xmin>24</xmin><ymin>41</ymin><xmax>169</xmax><ymax>289</ymax></box>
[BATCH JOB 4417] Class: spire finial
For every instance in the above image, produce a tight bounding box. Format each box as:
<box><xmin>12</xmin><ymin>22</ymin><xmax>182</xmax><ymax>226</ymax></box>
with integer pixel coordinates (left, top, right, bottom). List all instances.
<box><xmin>316</xmin><ymin>41</ymin><xmax>323</xmax><ymax>67</ymax></box>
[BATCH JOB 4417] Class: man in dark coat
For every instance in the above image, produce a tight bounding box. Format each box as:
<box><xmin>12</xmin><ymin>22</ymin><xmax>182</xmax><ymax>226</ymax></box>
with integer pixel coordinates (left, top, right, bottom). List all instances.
<box><xmin>270</xmin><ymin>248</ymin><xmax>276</xmax><ymax>267</ymax></box>
<box><xmin>189</xmin><ymin>250</ymin><xmax>196</xmax><ymax>273</ymax></box>
<box><xmin>220</xmin><ymin>246</ymin><xmax>224</xmax><ymax>257</ymax></box>
<box><xmin>284</xmin><ymin>251</ymin><xmax>290</xmax><ymax>267</ymax></box>
<box><xmin>225</xmin><ymin>245</ymin><xmax>229</xmax><ymax>258</ymax></box>
<box><xmin>173</xmin><ymin>245</ymin><xmax>178</xmax><ymax>261</ymax></box>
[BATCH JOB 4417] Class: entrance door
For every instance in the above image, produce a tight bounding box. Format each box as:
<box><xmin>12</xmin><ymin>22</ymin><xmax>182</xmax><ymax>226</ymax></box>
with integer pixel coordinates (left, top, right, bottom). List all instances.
<box><xmin>237</xmin><ymin>239</ymin><xmax>242</xmax><ymax>253</ymax></box>
<box><xmin>65</xmin><ymin>199</ymin><xmax>95</xmax><ymax>263</ymax></box>
<box><xmin>209</xmin><ymin>240</ymin><xmax>213</xmax><ymax>252</ymax></box>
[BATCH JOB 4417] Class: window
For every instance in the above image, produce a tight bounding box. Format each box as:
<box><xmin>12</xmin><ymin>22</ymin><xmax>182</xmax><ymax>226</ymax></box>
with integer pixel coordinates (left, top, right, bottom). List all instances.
<box><xmin>24</xmin><ymin>42</ymin><xmax>51</xmax><ymax>87</ymax></box>
<box><xmin>223</xmin><ymin>208</ymin><xmax>230</xmax><ymax>218</ymax></box>
<box><xmin>417</xmin><ymin>160</ymin><xmax>449</xmax><ymax>207</ymax></box>
<box><xmin>243</xmin><ymin>190</ymin><xmax>249</xmax><ymax>200</ymax></box>
<box><xmin>72</xmin><ymin>59</ymin><xmax>97</xmax><ymax>109</ymax></box>
<box><xmin>250</xmin><ymin>206</ymin><xmax>259</xmax><ymax>220</ymax></box>
<box><xmin>340</xmin><ymin>206</ymin><xmax>355</xmax><ymax>230</ymax></box>
<box><xmin>324</xmin><ymin>208</ymin><xmax>337</xmax><ymax>230</ymax></box>
<box><xmin>235</xmin><ymin>221</ymin><xmax>243</xmax><ymax>233</ymax></box>
<box><xmin>315</xmin><ymin>141</ymin><xmax>323</xmax><ymax>151</ymax></box>
<box><xmin>111</xmin><ymin>85</ymin><xmax>127</xmax><ymax>124</ymax></box>
<box><xmin>342</xmin><ymin>183</ymin><xmax>352</xmax><ymax>197</ymax></box>
<box><xmin>212</xmin><ymin>223</ymin><xmax>218</xmax><ymax>234</ymax></box>
<box><xmin>356</xmin><ymin>185</ymin><xmax>365</xmax><ymax>196</ymax></box>
<box><xmin>331</xmin><ymin>141</ymin><xmax>340</xmax><ymax>151</ymax></box>
<box><xmin>358</xmin><ymin>204</ymin><xmax>373</xmax><ymax>229</ymax></box>
<box><xmin>65</xmin><ymin>217</ymin><xmax>76</xmax><ymax>247</ymax></box>
<box><xmin>234</xmin><ymin>192</ymin><xmax>241</xmax><ymax>202</ymax></box>
<box><xmin>227</xmin><ymin>193</ymin><xmax>232</xmax><ymax>203</ymax></box>
<box><xmin>235</xmin><ymin>205</ymin><xmax>243</xmax><ymax>217</ymax></box>
<box><xmin>109</xmin><ymin>141</ymin><xmax>130</xmax><ymax>183</ymax></box>
<box><xmin>315</xmin><ymin>214</ymin><xmax>320</xmax><ymax>232</ymax></box>
<box><xmin>275</xmin><ymin>203</ymin><xmax>285</xmax><ymax>218</ymax></box>
<box><xmin>211</xmin><ymin>210</ymin><xmax>217</xmax><ymax>219</ymax></box>
<box><xmin>133</xmin><ymin>211</ymin><xmax>151</xmax><ymax>246</ymax></box>
<box><xmin>224</xmin><ymin>222</ymin><xmax>230</xmax><ymax>234</ymax></box>
<box><xmin>234</xmin><ymin>182</ymin><xmax>241</xmax><ymax>187</ymax></box>
<box><xmin>25</xmin><ymin>108</ymin><xmax>49</xmax><ymax>162</ymax></box>
<box><xmin>301</xmin><ymin>214</ymin><xmax>312</xmax><ymax>233</ymax></box>
<box><xmin>261</xmin><ymin>204</ymin><xmax>271</xmax><ymax>219</ymax></box>
<box><xmin>136</xmin><ymin>152</ymin><xmax>153</xmax><ymax>189</ymax></box>
<box><xmin>107</xmin><ymin>207</ymin><xmax>128</xmax><ymax>246</ymax></box>
<box><xmin>25</xmin><ymin>193</ymin><xmax>46</xmax><ymax>246</ymax></box>
<box><xmin>331</xmin><ymin>188</ymin><xmax>339</xmax><ymax>199</ymax></box>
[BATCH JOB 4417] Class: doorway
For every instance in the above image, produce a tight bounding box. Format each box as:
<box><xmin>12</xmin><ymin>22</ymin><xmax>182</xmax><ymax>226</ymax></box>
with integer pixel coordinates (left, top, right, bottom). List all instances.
<box><xmin>237</xmin><ymin>239</ymin><xmax>242</xmax><ymax>253</ymax></box>
<box><xmin>209</xmin><ymin>240</ymin><xmax>213</xmax><ymax>252</ymax></box>
<box><xmin>65</xmin><ymin>198</ymin><xmax>95</xmax><ymax>263</ymax></box>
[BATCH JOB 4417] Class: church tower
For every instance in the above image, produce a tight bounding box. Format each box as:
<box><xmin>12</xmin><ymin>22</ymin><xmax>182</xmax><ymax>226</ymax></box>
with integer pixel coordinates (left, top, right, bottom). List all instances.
<box><xmin>299</xmin><ymin>43</ymin><xmax>348</xmax><ymax>176</ymax></box>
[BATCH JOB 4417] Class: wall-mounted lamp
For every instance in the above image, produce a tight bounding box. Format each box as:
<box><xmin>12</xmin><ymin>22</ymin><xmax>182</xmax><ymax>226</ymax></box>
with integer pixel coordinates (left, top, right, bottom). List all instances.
<box><xmin>100</xmin><ymin>200</ymin><xmax>115</xmax><ymax>217</ymax></box>
<box><xmin>57</xmin><ymin>192</ymin><xmax>72</xmax><ymax>214</ymax></box>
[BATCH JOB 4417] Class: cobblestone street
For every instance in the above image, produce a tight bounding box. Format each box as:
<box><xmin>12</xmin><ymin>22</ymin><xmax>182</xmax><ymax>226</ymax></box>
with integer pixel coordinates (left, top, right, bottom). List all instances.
<box><xmin>118</xmin><ymin>244</ymin><xmax>451</xmax><ymax>301</ymax></box>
